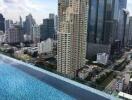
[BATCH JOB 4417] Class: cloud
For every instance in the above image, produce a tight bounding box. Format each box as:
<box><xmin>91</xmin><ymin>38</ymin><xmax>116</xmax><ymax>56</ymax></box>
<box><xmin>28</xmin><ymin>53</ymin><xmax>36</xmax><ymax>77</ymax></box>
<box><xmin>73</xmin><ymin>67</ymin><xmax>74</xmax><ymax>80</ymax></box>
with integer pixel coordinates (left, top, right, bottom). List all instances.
<box><xmin>0</xmin><ymin>0</ymin><xmax>57</xmax><ymax>24</ymax></box>
<box><xmin>2</xmin><ymin>0</ymin><xmax>45</xmax><ymax>12</ymax></box>
<box><xmin>0</xmin><ymin>0</ymin><xmax>132</xmax><ymax>24</ymax></box>
<box><xmin>127</xmin><ymin>0</ymin><xmax>132</xmax><ymax>15</ymax></box>
<box><xmin>4</xmin><ymin>0</ymin><xmax>17</xmax><ymax>3</ymax></box>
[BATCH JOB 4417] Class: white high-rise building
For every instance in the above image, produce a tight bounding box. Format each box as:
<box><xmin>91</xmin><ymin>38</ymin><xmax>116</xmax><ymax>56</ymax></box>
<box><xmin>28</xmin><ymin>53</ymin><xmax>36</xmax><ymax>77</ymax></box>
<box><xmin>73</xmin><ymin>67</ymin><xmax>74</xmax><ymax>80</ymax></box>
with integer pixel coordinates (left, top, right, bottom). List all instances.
<box><xmin>32</xmin><ymin>24</ymin><xmax>40</xmax><ymax>45</ymax></box>
<box><xmin>57</xmin><ymin>0</ymin><xmax>89</xmax><ymax>77</ymax></box>
<box><xmin>57</xmin><ymin>32</ymin><xmax>72</xmax><ymax>75</ymax></box>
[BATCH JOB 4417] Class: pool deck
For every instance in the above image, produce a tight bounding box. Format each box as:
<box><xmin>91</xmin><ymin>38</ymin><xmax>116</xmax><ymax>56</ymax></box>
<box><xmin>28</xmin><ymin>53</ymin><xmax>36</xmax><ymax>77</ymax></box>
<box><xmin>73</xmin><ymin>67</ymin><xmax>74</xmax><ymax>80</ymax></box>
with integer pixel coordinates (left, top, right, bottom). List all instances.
<box><xmin>0</xmin><ymin>54</ymin><xmax>117</xmax><ymax>100</ymax></box>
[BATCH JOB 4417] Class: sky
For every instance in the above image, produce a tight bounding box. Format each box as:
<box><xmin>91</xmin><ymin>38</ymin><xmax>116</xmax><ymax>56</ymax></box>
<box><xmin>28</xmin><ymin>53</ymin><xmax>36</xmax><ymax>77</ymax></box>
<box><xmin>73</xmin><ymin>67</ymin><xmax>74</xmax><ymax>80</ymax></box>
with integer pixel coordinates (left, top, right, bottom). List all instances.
<box><xmin>0</xmin><ymin>0</ymin><xmax>132</xmax><ymax>24</ymax></box>
<box><xmin>0</xmin><ymin>0</ymin><xmax>58</xmax><ymax>24</ymax></box>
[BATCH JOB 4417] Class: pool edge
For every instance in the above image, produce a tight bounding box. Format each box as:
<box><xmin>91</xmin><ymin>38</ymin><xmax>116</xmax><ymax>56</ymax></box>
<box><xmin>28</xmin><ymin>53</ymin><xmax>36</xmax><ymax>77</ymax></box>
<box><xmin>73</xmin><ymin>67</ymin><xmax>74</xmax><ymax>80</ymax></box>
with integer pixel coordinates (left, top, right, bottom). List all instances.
<box><xmin>0</xmin><ymin>54</ymin><xmax>117</xmax><ymax>100</ymax></box>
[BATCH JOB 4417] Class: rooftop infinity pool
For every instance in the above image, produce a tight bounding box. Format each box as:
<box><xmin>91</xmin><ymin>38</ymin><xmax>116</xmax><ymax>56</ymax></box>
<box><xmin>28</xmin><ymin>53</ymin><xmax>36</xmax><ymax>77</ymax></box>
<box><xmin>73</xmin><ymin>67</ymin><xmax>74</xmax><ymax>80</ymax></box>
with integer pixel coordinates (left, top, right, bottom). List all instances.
<box><xmin>0</xmin><ymin>54</ymin><xmax>116</xmax><ymax>100</ymax></box>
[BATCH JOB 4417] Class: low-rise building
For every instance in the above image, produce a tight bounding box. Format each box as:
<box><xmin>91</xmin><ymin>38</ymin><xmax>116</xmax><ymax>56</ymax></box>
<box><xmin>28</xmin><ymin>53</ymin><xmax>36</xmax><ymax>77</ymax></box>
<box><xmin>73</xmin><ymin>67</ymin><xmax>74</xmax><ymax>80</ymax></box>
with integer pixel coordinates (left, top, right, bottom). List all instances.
<box><xmin>78</xmin><ymin>67</ymin><xmax>92</xmax><ymax>80</ymax></box>
<box><xmin>115</xmin><ymin>77</ymin><xmax>125</xmax><ymax>92</ymax></box>
<box><xmin>14</xmin><ymin>50</ymin><xmax>23</xmax><ymax>57</ymax></box>
<box><xmin>38</xmin><ymin>38</ymin><xmax>53</xmax><ymax>54</ymax></box>
<box><xmin>23</xmin><ymin>34</ymin><xmax>31</xmax><ymax>42</ymax></box>
<box><xmin>96</xmin><ymin>53</ymin><xmax>109</xmax><ymax>65</ymax></box>
<box><xmin>0</xmin><ymin>31</ymin><xmax>5</xmax><ymax>43</ymax></box>
<box><xmin>128</xmin><ymin>78</ymin><xmax>132</xmax><ymax>95</ymax></box>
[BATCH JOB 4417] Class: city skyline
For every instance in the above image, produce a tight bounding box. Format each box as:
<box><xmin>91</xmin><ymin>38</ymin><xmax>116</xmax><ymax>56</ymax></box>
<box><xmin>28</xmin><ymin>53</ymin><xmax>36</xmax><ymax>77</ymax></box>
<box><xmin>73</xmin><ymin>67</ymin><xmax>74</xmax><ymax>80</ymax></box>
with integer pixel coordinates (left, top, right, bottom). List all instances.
<box><xmin>0</xmin><ymin>0</ymin><xmax>57</xmax><ymax>24</ymax></box>
<box><xmin>0</xmin><ymin>0</ymin><xmax>132</xmax><ymax>24</ymax></box>
<box><xmin>0</xmin><ymin>0</ymin><xmax>132</xmax><ymax>99</ymax></box>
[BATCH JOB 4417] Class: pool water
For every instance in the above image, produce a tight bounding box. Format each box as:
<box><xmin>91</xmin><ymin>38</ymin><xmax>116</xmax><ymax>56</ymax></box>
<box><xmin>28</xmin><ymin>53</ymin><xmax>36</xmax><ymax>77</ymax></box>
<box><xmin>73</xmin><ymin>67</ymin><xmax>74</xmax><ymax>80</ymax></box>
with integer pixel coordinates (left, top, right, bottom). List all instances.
<box><xmin>0</xmin><ymin>61</ymin><xmax>75</xmax><ymax>100</ymax></box>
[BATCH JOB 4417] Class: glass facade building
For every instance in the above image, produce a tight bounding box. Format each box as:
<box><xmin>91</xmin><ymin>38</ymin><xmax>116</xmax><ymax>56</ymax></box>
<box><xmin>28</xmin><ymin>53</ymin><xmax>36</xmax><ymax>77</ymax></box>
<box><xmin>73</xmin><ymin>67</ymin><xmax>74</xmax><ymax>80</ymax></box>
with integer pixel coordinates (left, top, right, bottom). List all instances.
<box><xmin>117</xmin><ymin>0</ymin><xmax>127</xmax><ymax>45</ymax></box>
<box><xmin>87</xmin><ymin>0</ymin><xmax>127</xmax><ymax>45</ymax></box>
<box><xmin>86</xmin><ymin>0</ymin><xmax>127</xmax><ymax>58</ymax></box>
<box><xmin>0</xmin><ymin>14</ymin><xmax>5</xmax><ymax>33</ymax></box>
<box><xmin>40</xmin><ymin>19</ymin><xmax>55</xmax><ymax>41</ymax></box>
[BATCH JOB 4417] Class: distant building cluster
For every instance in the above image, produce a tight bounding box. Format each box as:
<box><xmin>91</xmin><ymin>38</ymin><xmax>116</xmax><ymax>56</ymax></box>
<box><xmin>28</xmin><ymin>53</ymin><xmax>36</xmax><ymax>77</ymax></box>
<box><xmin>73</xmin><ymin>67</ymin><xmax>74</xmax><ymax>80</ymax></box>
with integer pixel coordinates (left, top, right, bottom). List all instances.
<box><xmin>57</xmin><ymin>0</ymin><xmax>132</xmax><ymax>78</ymax></box>
<box><xmin>0</xmin><ymin>13</ymin><xmax>58</xmax><ymax>45</ymax></box>
<box><xmin>87</xmin><ymin>0</ymin><xmax>130</xmax><ymax>58</ymax></box>
<box><xmin>0</xmin><ymin>0</ymin><xmax>132</xmax><ymax>90</ymax></box>
<box><xmin>0</xmin><ymin>1</ymin><xmax>132</xmax><ymax>100</ymax></box>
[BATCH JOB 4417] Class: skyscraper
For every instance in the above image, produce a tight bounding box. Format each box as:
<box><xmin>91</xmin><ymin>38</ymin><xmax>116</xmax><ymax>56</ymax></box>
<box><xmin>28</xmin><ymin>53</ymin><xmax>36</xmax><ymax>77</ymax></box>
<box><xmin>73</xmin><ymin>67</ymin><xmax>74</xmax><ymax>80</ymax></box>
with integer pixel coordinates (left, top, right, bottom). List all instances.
<box><xmin>57</xmin><ymin>0</ymin><xmax>89</xmax><ymax>77</ymax></box>
<box><xmin>5</xmin><ymin>20</ymin><xmax>13</xmax><ymax>33</ymax></box>
<box><xmin>128</xmin><ymin>16</ymin><xmax>132</xmax><ymax>45</ymax></box>
<box><xmin>49</xmin><ymin>13</ymin><xmax>55</xmax><ymax>19</ymax></box>
<box><xmin>0</xmin><ymin>14</ymin><xmax>5</xmax><ymax>33</ymax></box>
<box><xmin>32</xmin><ymin>24</ymin><xmax>40</xmax><ymax>45</ymax></box>
<box><xmin>49</xmin><ymin>13</ymin><xmax>58</xmax><ymax>39</ymax></box>
<box><xmin>23</xmin><ymin>14</ymin><xmax>36</xmax><ymax>36</ymax></box>
<box><xmin>40</xmin><ymin>19</ymin><xmax>55</xmax><ymax>41</ymax></box>
<box><xmin>7</xmin><ymin>25</ymin><xmax>24</xmax><ymax>44</ymax></box>
<box><xmin>19</xmin><ymin>16</ymin><xmax>23</xmax><ymax>27</ymax></box>
<box><xmin>123</xmin><ymin>9</ymin><xmax>129</xmax><ymax>47</ymax></box>
<box><xmin>117</xmin><ymin>0</ymin><xmax>128</xmax><ymax>45</ymax></box>
<box><xmin>55</xmin><ymin>15</ymin><xmax>59</xmax><ymax>32</ymax></box>
<box><xmin>88</xmin><ymin>0</ymin><xmax>123</xmax><ymax>44</ymax></box>
<box><xmin>87</xmin><ymin>0</ymin><xmax>127</xmax><ymax>58</ymax></box>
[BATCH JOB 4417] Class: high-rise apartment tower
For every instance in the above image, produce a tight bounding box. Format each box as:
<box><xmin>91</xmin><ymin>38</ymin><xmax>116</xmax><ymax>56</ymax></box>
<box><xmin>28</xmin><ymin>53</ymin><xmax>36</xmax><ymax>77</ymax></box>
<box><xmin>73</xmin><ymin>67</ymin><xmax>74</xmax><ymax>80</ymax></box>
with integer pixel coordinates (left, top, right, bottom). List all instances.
<box><xmin>57</xmin><ymin>0</ymin><xmax>89</xmax><ymax>77</ymax></box>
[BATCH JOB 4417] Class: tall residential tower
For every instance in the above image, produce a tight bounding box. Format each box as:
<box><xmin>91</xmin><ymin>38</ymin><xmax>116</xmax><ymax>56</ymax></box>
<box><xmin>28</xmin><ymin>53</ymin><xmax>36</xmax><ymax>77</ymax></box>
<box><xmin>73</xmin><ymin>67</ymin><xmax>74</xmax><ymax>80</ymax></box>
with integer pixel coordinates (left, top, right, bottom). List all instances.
<box><xmin>57</xmin><ymin>0</ymin><xmax>89</xmax><ymax>77</ymax></box>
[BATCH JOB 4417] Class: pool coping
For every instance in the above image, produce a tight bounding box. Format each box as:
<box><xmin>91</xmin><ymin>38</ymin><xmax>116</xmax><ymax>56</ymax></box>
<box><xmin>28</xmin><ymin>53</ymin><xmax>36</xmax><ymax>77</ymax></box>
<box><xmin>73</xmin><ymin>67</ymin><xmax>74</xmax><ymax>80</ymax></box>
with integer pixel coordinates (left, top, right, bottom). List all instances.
<box><xmin>0</xmin><ymin>54</ymin><xmax>117</xmax><ymax>100</ymax></box>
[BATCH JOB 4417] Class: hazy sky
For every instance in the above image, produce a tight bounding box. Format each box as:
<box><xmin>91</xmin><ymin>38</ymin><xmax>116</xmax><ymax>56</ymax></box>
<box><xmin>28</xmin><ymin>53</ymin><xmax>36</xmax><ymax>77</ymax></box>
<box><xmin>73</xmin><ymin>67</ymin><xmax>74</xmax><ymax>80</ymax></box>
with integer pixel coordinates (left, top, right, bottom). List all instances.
<box><xmin>0</xmin><ymin>0</ymin><xmax>132</xmax><ymax>24</ymax></box>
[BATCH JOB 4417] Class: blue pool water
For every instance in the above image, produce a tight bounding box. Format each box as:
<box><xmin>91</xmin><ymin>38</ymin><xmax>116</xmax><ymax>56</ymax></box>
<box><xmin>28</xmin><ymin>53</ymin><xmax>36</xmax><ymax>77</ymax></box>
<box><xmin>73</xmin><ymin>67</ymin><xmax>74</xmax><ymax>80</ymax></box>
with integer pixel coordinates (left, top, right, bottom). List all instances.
<box><xmin>0</xmin><ymin>61</ymin><xmax>75</xmax><ymax>100</ymax></box>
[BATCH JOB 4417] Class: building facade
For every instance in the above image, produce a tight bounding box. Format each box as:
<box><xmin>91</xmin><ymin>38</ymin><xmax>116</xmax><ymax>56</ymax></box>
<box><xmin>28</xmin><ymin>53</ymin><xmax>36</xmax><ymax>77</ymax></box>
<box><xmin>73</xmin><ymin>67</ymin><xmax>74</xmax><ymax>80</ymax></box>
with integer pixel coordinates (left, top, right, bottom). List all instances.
<box><xmin>117</xmin><ymin>0</ymin><xmax>127</xmax><ymax>43</ymax></box>
<box><xmin>128</xmin><ymin>17</ymin><xmax>132</xmax><ymax>46</ymax></box>
<box><xmin>0</xmin><ymin>31</ymin><xmax>5</xmax><ymax>43</ymax></box>
<box><xmin>96</xmin><ymin>53</ymin><xmax>109</xmax><ymax>65</ymax></box>
<box><xmin>87</xmin><ymin>0</ymin><xmax>127</xmax><ymax>58</ymax></box>
<box><xmin>7</xmin><ymin>25</ymin><xmax>24</xmax><ymax>44</ymax></box>
<box><xmin>57</xmin><ymin>32</ymin><xmax>72</xmax><ymax>76</ymax></box>
<box><xmin>5</xmin><ymin>20</ymin><xmax>13</xmax><ymax>33</ymax></box>
<box><xmin>40</xmin><ymin>19</ymin><xmax>55</xmax><ymax>41</ymax></box>
<box><xmin>32</xmin><ymin>24</ymin><xmax>40</xmax><ymax>45</ymax></box>
<box><xmin>123</xmin><ymin>10</ymin><xmax>130</xmax><ymax>47</ymax></box>
<box><xmin>49</xmin><ymin>14</ymin><xmax>59</xmax><ymax>40</ymax></box>
<box><xmin>57</xmin><ymin>0</ymin><xmax>89</xmax><ymax>77</ymax></box>
<box><xmin>0</xmin><ymin>14</ymin><xmax>5</xmax><ymax>33</ymax></box>
<box><xmin>38</xmin><ymin>38</ymin><xmax>53</xmax><ymax>54</ymax></box>
<box><xmin>49</xmin><ymin>13</ymin><xmax>55</xmax><ymax>19</ymax></box>
<box><xmin>128</xmin><ymin>78</ymin><xmax>132</xmax><ymax>95</ymax></box>
<box><xmin>115</xmin><ymin>77</ymin><xmax>125</xmax><ymax>92</ymax></box>
<box><xmin>23</xmin><ymin>14</ymin><xmax>36</xmax><ymax>38</ymax></box>
<box><xmin>88</xmin><ymin>0</ymin><xmax>127</xmax><ymax>44</ymax></box>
